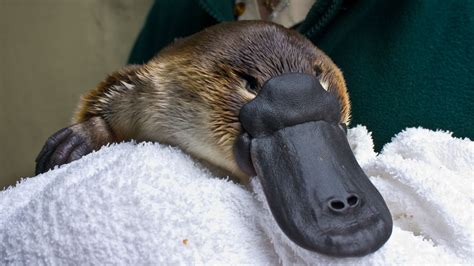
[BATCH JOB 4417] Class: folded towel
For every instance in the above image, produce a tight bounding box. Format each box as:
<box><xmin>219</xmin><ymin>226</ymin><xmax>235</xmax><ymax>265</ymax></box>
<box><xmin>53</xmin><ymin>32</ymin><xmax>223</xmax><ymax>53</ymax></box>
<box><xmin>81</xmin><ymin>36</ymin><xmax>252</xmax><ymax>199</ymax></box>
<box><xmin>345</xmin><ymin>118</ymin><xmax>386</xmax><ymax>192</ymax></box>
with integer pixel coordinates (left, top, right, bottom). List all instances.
<box><xmin>1</xmin><ymin>126</ymin><xmax>472</xmax><ymax>264</ymax></box>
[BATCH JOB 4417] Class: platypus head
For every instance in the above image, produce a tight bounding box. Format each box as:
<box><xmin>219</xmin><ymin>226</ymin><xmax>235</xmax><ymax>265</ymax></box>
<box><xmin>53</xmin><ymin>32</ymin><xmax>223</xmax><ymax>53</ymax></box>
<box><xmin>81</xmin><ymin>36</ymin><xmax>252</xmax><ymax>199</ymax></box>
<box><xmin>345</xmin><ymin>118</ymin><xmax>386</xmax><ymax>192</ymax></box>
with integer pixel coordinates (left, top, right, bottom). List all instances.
<box><xmin>149</xmin><ymin>21</ymin><xmax>392</xmax><ymax>257</ymax></box>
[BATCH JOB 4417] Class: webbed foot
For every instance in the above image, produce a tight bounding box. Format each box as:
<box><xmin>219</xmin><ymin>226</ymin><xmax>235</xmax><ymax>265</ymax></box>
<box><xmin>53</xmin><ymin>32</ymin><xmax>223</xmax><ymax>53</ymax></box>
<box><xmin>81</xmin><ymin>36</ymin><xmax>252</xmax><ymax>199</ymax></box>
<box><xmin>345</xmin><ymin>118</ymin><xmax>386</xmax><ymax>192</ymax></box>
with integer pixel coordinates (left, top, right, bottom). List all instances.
<box><xmin>35</xmin><ymin>126</ymin><xmax>92</xmax><ymax>175</ymax></box>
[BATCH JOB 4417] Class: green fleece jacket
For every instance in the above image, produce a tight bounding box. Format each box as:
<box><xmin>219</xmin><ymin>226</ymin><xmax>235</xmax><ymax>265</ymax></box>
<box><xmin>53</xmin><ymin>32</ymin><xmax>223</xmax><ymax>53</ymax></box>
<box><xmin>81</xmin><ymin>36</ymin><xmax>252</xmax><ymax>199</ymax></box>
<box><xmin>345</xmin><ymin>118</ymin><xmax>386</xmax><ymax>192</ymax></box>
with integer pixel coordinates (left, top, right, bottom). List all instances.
<box><xmin>129</xmin><ymin>0</ymin><xmax>473</xmax><ymax>150</ymax></box>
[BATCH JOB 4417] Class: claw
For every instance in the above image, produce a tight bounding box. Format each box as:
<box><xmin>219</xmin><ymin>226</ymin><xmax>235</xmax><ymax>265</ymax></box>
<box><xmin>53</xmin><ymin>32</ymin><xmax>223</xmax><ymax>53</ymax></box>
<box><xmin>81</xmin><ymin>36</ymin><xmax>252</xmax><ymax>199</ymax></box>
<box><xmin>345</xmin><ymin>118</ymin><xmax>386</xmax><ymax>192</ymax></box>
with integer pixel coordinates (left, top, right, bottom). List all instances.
<box><xmin>35</xmin><ymin>127</ymin><xmax>72</xmax><ymax>163</ymax></box>
<box><xmin>46</xmin><ymin>134</ymin><xmax>84</xmax><ymax>171</ymax></box>
<box><xmin>35</xmin><ymin>127</ymin><xmax>92</xmax><ymax>175</ymax></box>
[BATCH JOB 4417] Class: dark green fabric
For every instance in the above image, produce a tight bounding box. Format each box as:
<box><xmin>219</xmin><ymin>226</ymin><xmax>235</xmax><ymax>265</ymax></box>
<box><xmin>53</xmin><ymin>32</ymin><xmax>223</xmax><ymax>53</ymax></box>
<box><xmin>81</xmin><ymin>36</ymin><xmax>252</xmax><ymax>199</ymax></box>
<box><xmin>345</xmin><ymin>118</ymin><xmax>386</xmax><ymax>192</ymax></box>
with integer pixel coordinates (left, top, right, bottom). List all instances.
<box><xmin>128</xmin><ymin>0</ymin><xmax>473</xmax><ymax>150</ymax></box>
<box><xmin>129</xmin><ymin>0</ymin><xmax>234</xmax><ymax>64</ymax></box>
<box><xmin>309</xmin><ymin>0</ymin><xmax>474</xmax><ymax>150</ymax></box>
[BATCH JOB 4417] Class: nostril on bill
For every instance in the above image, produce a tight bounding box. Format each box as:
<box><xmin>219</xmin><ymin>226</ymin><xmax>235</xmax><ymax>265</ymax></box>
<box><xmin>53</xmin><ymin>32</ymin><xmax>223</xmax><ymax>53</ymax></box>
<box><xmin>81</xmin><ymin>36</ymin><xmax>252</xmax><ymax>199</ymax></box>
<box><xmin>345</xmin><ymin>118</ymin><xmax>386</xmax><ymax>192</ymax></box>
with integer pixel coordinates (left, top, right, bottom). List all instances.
<box><xmin>328</xmin><ymin>194</ymin><xmax>360</xmax><ymax>213</ymax></box>
<box><xmin>328</xmin><ymin>199</ymin><xmax>346</xmax><ymax>212</ymax></box>
<box><xmin>347</xmin><ymin>194</ymin><xmax>359</xmax><ymax>207</ymax></box>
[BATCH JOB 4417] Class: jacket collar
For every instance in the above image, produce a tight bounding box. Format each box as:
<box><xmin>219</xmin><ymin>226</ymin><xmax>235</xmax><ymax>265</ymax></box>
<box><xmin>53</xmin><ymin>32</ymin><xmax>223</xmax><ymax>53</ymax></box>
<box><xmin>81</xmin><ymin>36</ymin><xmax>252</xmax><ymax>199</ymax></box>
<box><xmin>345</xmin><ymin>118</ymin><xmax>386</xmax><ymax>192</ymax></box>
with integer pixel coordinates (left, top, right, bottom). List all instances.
<box><xmin>198</xmin><ymin>0</ymin><xmax>344</xmax><ymax>41</ymax></box>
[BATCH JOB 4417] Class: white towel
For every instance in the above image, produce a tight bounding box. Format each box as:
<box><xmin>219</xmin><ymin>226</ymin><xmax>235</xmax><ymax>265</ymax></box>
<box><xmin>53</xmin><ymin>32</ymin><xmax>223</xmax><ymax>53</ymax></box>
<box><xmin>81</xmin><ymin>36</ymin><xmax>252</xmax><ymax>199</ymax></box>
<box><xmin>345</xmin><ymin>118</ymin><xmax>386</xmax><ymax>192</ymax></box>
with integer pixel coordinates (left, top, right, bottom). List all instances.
<box><xmin>1</xmin><ymin>126</ymin><xmax>472</xmax><ymax>265</ymax></box>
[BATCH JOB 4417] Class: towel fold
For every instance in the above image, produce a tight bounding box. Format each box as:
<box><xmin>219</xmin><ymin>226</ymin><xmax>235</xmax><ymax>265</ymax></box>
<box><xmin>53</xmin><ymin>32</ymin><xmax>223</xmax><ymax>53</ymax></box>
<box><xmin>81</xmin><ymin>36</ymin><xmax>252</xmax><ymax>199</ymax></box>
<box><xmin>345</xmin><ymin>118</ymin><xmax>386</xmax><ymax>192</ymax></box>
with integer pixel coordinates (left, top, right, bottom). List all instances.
<box><xmin>1</xmin><ymin>126</ymin><xmax>472</xmax><ymax>264</ymax></box>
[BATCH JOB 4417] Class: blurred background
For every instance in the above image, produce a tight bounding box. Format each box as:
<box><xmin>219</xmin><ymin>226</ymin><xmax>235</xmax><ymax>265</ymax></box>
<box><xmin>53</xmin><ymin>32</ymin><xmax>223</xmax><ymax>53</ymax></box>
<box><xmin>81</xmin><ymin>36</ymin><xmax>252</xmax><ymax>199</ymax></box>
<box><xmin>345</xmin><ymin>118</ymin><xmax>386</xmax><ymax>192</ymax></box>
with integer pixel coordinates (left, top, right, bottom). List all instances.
<box><xmin>0</xmin><ymin>0</ymin><xmax>153</xmax><ymax>189</ymax></box>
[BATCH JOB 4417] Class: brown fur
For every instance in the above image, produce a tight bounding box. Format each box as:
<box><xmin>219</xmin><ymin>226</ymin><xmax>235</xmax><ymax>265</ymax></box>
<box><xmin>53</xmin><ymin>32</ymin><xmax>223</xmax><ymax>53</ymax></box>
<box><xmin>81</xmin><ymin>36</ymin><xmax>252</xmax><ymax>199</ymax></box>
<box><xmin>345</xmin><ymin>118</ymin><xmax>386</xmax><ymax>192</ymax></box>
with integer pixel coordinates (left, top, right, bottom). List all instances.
<box><xmin>73</xmin><ymin>21</ymin><xmax>351</xmax><ymax>182</ymax></box>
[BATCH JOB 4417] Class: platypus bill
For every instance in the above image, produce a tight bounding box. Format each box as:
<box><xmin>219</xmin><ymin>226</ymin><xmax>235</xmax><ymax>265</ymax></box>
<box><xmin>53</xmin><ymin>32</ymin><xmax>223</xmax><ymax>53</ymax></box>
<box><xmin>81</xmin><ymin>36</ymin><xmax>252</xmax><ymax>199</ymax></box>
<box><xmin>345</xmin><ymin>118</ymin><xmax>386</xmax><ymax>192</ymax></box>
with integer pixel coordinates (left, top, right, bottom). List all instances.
<box><xmin>35</xmin><ymin>21</ymin><xmax>392</xmax><ymax>257</ymax></box>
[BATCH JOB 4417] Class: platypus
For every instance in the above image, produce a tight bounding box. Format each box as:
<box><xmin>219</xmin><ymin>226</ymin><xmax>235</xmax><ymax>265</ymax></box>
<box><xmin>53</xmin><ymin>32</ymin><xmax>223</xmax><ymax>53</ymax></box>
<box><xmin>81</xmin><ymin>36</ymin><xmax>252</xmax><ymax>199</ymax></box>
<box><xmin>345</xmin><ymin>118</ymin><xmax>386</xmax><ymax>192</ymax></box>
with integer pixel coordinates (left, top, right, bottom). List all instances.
<box><xmin>35</xmin><ymin>21</ymin><xmax>392</xmax><ymax>257</ymax></box>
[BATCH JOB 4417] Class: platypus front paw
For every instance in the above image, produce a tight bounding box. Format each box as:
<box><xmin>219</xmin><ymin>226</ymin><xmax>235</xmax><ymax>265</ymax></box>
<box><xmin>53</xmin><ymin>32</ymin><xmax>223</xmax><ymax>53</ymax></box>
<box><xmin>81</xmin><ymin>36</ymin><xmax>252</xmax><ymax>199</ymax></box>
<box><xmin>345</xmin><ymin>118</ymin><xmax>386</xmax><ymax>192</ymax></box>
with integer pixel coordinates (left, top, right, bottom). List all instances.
<box><xmin>35</xmin><ymin>126</ymin><xmax>92</xmax><ymax>175</ymax></box>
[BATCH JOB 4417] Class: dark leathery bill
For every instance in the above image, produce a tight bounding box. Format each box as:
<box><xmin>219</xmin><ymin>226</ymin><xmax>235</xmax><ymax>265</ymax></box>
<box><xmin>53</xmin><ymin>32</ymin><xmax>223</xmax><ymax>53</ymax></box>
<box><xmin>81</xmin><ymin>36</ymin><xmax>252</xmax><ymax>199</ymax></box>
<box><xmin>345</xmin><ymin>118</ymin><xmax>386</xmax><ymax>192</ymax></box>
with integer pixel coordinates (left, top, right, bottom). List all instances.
<box><xmin>235</xmin><ymin>73</ymin><xmax>392</xmax><ymax>257</ymax></box>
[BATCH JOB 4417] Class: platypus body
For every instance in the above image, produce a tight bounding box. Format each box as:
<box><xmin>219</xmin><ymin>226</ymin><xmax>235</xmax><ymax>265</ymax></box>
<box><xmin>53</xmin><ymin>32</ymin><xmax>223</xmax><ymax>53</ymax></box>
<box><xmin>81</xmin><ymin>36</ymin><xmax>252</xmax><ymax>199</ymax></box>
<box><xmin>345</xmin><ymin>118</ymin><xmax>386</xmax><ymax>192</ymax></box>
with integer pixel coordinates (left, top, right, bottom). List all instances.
<box><xmin>36</xmin><ymin>21</ymin><xmax>392</xmax><ymax>257</ymax></box>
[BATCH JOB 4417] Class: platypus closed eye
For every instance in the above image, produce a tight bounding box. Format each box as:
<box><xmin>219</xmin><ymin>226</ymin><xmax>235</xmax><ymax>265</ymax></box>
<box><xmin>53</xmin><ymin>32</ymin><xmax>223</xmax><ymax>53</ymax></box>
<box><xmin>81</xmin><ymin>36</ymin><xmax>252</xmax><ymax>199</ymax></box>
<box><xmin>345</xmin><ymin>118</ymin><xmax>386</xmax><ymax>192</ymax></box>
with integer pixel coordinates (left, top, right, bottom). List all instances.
<box><xmin>238</xmin><ymin>72</ymin><xmax>259</xmax><ymax>94</ymax></box>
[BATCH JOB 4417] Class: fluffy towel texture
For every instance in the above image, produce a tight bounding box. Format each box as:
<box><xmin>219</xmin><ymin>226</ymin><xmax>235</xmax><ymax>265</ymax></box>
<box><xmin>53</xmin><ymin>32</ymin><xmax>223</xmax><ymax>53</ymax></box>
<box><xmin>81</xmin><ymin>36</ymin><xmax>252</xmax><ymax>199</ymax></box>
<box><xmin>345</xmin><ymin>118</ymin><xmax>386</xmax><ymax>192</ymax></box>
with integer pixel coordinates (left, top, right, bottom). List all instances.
<box><xmin>1</xmin><ymin>126</ymin><xmax>472</xmax><ymax>264</ymax></box>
